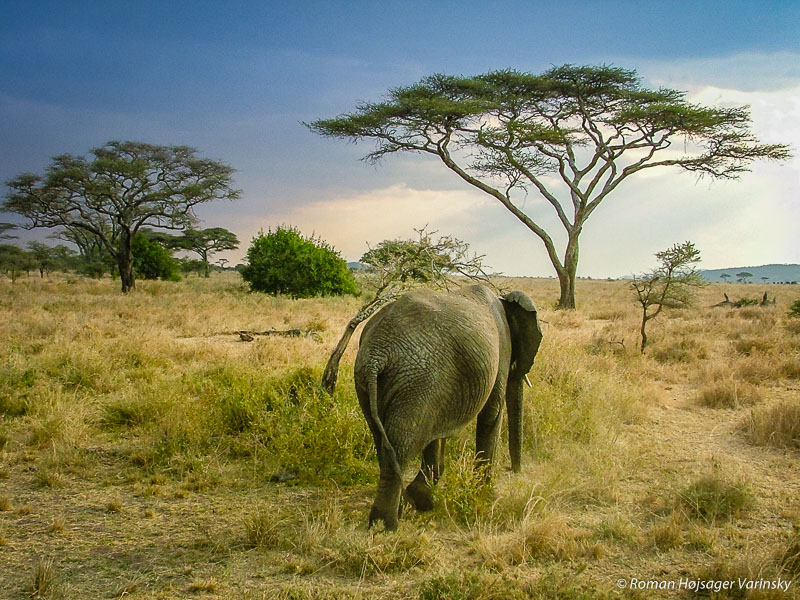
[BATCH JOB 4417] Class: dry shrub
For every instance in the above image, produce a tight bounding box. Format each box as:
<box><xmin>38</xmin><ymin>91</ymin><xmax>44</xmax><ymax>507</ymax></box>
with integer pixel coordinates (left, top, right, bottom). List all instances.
<box><xmin>676</xmin><ymin>474</ymin><xmax>755</xmax><ymax>524</ymax></box>
<box><xmin>649</xmin><ymin>515</ymin><xmax>684</xmax><ymax>551</ymax></box>
<box><xmin>734</xmin><ymin>336</ymin><xmax>776</xmax><ymax>356</ymax></box>
<box><xmin>785</xmin><ymin>319</ymin><xmax>800</xmax><ymax>336</ymax></box>
<box><xmin>30</xmin><ymin>557</ymin><xmax>55</xmax><ymax>598</ymax></box>
<box><xmin>472</xmin><ymin>509</ymin><xmax>599</xmax><ymax>571</ymax></box>
<box><xmin>742</xmin><ymin>402</ymin><xmax>800</xmax><ymax>449</ymax></box>
<box><xmin>588</xmin><ymin>308</ymin><xmax>627</xmax><ymax>321</ymax></box>
<box><xmin>779</xmin><ymin>357</ymin><xmax>800</xmax><ymax>379</ymax></box>
<box><xmin>697</xmin><ymin>380</ymin><xmax>762</xmax><ymax>409</ymax></box>
<box><xmin>778</xmin><ymin>525</ymin><xmax>800</xmax><ymax>578</ymax></box>
<box><xmin>244</xmin><ymin>504</ymin><xmax>288</xmax><ymax>549</ymax></box>
<box><xmin>736</xmin><ymin>355</ymin><xmax>784</xmax><ymax>384</ymax></box>
<box><xmin>651</xmin><ymin>337</ymin><xmax>709</xmax><ymax>364</ymax></box>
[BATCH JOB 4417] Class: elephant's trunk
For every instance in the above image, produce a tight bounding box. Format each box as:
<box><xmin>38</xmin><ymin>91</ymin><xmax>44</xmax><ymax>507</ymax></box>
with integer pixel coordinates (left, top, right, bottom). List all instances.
<box><xmin>506</xmin><ymin>375</ymin><xmax>524</xmax><ymax>473</ymax></box>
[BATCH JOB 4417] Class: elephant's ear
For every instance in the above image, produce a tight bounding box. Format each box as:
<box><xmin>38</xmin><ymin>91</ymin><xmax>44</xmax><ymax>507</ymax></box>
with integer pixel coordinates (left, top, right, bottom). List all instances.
<box><xmin>501</xmin><ymin>291</ymin><xmax>542</xmax><ymax>376</ymax></box>
<box><xmin>503</xmin><ymin>290</ymin><xmax>537</xmax><ymax>313</ymax></box>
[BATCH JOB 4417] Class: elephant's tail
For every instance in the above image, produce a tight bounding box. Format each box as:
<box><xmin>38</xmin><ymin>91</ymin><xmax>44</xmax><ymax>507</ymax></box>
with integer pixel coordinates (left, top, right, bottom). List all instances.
<box><xmin>367</xmin><ymin>366</ymin><xmax>403</xmax><ymax>483</ymax></box>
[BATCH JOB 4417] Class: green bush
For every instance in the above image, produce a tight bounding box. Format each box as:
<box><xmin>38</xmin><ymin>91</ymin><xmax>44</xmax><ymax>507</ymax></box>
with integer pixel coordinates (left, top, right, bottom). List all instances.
<box><xmin>131</xmin><ymin>233</ymin><xmax>181</xmax><ymax>281</ymax></box>
<box><xmin>789</xmin><ymin>298</ymin><xmax>800</xmax><ymax>319</ymax></box>
<box><xmin>240</xmin><ymin>226</ymin><xmax>357</xmax><ymax>297</ymax></box>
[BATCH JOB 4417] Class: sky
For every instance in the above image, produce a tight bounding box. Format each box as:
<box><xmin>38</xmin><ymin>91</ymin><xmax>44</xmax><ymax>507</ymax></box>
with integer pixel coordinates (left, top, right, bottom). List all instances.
<box><xmin>1</xmin><ymin>0</ymin><xmax>798</xmax><ymax>277</ymax></box>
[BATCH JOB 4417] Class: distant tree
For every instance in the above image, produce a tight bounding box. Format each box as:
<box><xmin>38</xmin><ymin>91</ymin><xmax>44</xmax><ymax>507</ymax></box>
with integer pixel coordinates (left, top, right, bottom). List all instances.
<box><xmin>27</xmin><ymin>241</ymin><xmax>58</xmax><ymax>278</ymax></box>
<box><xmin>308</xmin><ymin>65</ymin><xmax>791</xmax><ymax>309</ymax></box>
<box><xmin>131</xmin><ymin>233</ymin><xmax>181</xmax><ymax>281</ymax></box>
<box><xmin>240</xmin><ymin>226</ymin><xmax>357</xmax><ymax>298</ymax></box>
<box><xmin>216</xmin><ymin>257</ymin><xmax>230</xmax><ymax>269</ymax></box>
<box><xmin>50</xmin><ymin>226</ymin><xmax>113</xmax><ymax>276</ymax></box>
<box><xmin>0</xmin><ymin>245</ymin><xmax>33</xmax><ymax>282</ymax></box>
<box><xmin>761</xmin><ymin>276</ymin><xmax>769</xmax><ymax>282</ymax></box>
<box><xmin>178</xmin><ymin>257</ymin><xmax>207</xmax><ymax>276</ymax></box>
<box><xmin>178</xmin><ymin>227</ymin><xmax>239</xmax><ymax>277</ymax></box>
<box><xmin>321</xmin><ymin>226</ymin><xmax>491</xmax><ymax>394</ymax></box>
<box><xmin>0</xmin><ymin>223</ymin><xmax>18</xmax><ymax>240</ymax></box>
<box><xmin>720</xmin><ymin>273</ymin><xmax>732</xmax><ymax>282</ymax></box>
<box><xmin>736</xmin><ymin>271</ymin><xmax>754</xmax><ymax>283</ymax></box>
<box><xmin>139</xmin><ymin>228</ymin><xmax>185</xmax><ymax>250</ymax></box>
<box><xmin>632</xmin><ymin>242</ymin><xmax>705</xmax><ymax>353</ymax></box>
<box><xmin>3</xmin><ymin>141</ymin><xmax>240</xmax><ymax>292</ymax></box>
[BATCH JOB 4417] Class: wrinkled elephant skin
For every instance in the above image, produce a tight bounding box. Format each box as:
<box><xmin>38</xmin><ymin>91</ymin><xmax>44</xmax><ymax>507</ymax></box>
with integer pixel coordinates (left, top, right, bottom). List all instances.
<box><xmin>354</xmin><ymin>284</ymin><xmax>542</xmax><ymax>530</ymax></box>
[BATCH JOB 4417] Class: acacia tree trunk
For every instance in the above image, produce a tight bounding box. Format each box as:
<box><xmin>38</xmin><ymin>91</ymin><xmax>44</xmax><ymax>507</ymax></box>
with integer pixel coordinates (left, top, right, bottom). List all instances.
<box><xmin>321</xmin><ymin>318</ymin><xmax>359</xmax><ymax>395</ymax></box>
<box><xmin>639</xmin><ymin>307</ymin><xmax>649</xmax><ymax>353</ymax></box>
<box><xmin>201</xmin><ymin>250</ymin><xmax>210</xmax><ymax>277</ymax></box>
<box><xmin>556</xmin><ymin>234</ymin><xmax>580</xmax><ymax>310</ymax></box>
<box><xmin>118</xmin><ymin>232</ymin><xmax>135</xmax><ymax>293</ymax></box>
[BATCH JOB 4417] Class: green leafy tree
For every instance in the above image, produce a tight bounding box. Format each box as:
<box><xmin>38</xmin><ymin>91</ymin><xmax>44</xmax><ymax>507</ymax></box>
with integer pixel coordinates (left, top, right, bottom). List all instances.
<box><xmin>322</xmin><ymin>226</ymin><xmax>491</xmax><ymax>393</ymax></box>
<box><xmin>3</xmin><ymin>141</ymin><xmax>240</xmax><ymax>292</ymax></box>
<box><xmin>240</xmin><ymin>226</ymin><xmax>357</xmax><ymax>298</ymax></box>
<box><xmin>179</xmin><ymin>227</ymin><xmax>239</xmax><ymax>277</ymax></box>
<box><xmin>50</xmin><ymin>226</ymin><xmax>114</xmax><ymax>277</ymax></box>
<box><xmin>720</xmin><ymin>273</ymin><xmax>732</xmax><ymax>282</ymax></box>
<box><xmin>0</xmin><ymin>245</ymin><xmax>33</xmax><ymax>282</ymax></box>
<box><xmin>308</xmin><ymin>65</ymin><xmax>791</xmax><ymax>309</ymax></box>
<box><xmin>178</xmin><ymin>257</ymin><xmax>208</xmax><ymax>276</ymax></box>
<box><xmin>131</xmin><ymin>233</ymin><xmax>181</xmax><ymax>281</ymax></box>
<box><xmin>26</xmin><ymin>241</ymin><xmax>58</xmax><ymax>277</ymax></box>
<box><xmin>736</xmin><ymin>271</ymin><xmax>754</xmax><ymax>283</ymax></box>
<box><xmin>632</xmin><ymin>242</ymin><xmax>705</xmax><ymax>353</ymax></box>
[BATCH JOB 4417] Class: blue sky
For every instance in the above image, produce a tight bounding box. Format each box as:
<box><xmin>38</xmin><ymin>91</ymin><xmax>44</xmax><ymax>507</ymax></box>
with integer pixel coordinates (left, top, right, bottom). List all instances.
<box><xmin>2</xmin><ymin>1</ymin><xmax>798</xmax><ymax>276</ymax></box>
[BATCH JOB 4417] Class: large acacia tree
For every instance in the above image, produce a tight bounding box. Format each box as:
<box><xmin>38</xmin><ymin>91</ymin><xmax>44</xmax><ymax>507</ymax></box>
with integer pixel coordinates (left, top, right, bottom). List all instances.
<box><xmin>2</xmin><ymin>141</ymin><xmax>240</xmax><ymax>292</ymax></box>
<box><xmin>308</xmin><ymin>65</ymin><xmax>791</xmax><ymax>308</ymax></box>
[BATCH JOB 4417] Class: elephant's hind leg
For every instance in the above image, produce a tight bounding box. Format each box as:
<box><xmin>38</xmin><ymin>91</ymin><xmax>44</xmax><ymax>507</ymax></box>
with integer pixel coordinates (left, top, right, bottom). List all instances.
<box><xmin>369</xmin><ymin>457</ymin><xmax>403</xmax><ymax>531</ymax></box>
<box><xmin>405</xmin><ymin>438</ymin><xmax>446</xmax><ymax>512</ymax></box>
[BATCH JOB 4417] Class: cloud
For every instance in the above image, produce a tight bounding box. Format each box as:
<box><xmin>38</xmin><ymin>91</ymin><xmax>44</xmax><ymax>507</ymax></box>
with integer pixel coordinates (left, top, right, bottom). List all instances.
<box><xmin>225</xmin><ymin>184</ymin><xmax>495</xmax><ymax>262</ymax></box>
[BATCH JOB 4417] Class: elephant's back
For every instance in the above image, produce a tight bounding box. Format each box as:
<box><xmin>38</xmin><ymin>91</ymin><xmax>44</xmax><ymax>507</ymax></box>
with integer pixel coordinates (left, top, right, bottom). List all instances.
<box><xmin>355</xmin><ymin>287</ymin><xmax>502</xmax><ymax>436</ymax></box>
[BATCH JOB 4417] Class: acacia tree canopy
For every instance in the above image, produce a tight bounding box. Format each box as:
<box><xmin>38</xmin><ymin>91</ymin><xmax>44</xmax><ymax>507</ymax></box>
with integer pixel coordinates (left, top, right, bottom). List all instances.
<box><xmin>2</xmin><ymin>141</ymin><xmax>240</xmax><ymax>292</ymax></box>
<box><xmin>179</xmin><ymin>227</ymin><xmax>239</xmax><ymax>277</ymax></box>
<box><xmin>321</xmin><ymin>226</ymin><xmax>490</xmax><ymax>394</ymax></box>
<box><xmin>307</xmin><ymin>65</ymin><xmax>791</xmax><ymax>308</ymax></box>
<box><xmin>632</xmin><ymin>241</ymin><xmax>705</xmax><ymax>352</ymax></box>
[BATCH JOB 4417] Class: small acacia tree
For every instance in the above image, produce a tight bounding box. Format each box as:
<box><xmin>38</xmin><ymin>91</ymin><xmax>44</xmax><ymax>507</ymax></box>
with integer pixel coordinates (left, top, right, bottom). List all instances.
<box><xmin>308</xmin><ymin>65</ymin><xmax>791</xmax><ymax>309</ymax></box>
<box><xmin>2</xmin><ymin>141</ymin><xmax>240</xmax><ymax>292</ymax></box>
<box><xmin>178</xmin><ymin>227</ymin><xmax>239</xmax><ymax>277</ymax></box>
<box><xmin>240</xmin><ymin>226</ymin><xmax>357</xmax><ymax>298</ymax></box>
<box><xmin>632</xmin><ymin>241</ymin><xmax>704</xmax><ymax>353</ymax></box>
<box><xmin>321</xmin><ymin>226</ymin><xmax>491</xmax><ymax>394</ymax></box>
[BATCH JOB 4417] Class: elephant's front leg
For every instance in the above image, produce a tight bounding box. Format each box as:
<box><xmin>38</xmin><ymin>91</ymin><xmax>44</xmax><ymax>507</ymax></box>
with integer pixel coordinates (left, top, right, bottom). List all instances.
<box><xmin>405</xmin><ymin>438</ymin><xmax>446</xmax><ymax>512</ymax></box>
<box><xmin>475</xmin><ymin>393</ymin><xmax>504</xmax><ymax>478</ymax></box>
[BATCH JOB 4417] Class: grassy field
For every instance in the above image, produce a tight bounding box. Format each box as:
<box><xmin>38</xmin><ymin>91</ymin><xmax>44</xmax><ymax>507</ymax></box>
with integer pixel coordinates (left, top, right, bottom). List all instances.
<box><xmin>1</xmin><ymin>272</ymin><xmax>798</xmax><ymax>599</ymax></box>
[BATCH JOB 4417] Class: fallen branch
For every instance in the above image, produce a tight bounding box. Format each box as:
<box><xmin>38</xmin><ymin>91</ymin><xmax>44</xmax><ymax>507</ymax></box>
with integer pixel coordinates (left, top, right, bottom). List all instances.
<box><xmin>711</xmin><ymin>292</ymin><xmax>776</xmax><ymax>308</ymax></box>
<box><xmin>237</xmin><ymin>328</ymin><xmax>322</xmax><ymax>342</ymax></box>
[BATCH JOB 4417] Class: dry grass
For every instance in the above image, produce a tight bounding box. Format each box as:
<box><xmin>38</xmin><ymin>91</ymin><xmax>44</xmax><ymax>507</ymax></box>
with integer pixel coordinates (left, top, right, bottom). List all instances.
<box><xmin>742</xmin><ymin>401</ymin><xmax>800</xmax><ymax>449</ymax></box>
<box><xmin>0</xmin><ymin>273</ymin><xmax>798</xmax><ymax>598</ymax></box>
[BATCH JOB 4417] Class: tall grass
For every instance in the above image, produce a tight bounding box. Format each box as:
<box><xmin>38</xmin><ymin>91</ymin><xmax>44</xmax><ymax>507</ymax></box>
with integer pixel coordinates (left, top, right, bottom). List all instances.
<box><xmin>1</xmin><ymin>274</ymin><xmax>799</xmax><ymax>598</ymax></box>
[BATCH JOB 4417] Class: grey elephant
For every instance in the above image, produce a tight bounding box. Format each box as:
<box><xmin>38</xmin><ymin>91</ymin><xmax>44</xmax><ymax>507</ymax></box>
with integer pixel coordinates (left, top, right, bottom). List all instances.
<box><xmin>354</xmin><ymin>284</ymin><xmax>543</xmax><ymax>530</ymax></box>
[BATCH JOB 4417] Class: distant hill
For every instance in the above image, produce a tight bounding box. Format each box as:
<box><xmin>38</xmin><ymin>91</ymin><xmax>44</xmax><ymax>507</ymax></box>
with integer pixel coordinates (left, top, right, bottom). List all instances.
<box><xmin>700</xmin><ymin>264</ymin><xmax>800</xmax><ymax>283</ymax></box>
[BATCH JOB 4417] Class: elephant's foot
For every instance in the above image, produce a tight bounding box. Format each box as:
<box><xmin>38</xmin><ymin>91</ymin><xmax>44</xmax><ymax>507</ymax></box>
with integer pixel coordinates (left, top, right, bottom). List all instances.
<box><xmin>368</xmin><ymin>504</ymin><xmax>399</xmax><ymax>531</ymax></box>
<box><xmin>405</xmin><ymin>479</ymin><xmax>434</xmax><ymax>512</ymax></box>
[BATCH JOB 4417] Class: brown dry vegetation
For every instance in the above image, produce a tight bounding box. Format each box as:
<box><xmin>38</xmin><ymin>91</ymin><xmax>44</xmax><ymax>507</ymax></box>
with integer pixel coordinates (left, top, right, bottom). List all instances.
<box><xmin>0</xmin><ymin>273</ymin><xmax>798</xmax><ymax>599</ymax></box>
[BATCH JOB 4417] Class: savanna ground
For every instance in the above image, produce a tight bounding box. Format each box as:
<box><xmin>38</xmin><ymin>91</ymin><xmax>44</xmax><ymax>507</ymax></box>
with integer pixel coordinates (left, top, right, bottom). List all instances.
<box><xmin>1</xmin><ymin>272</ymin><xmax>799</xmax><ymax>599</ymax></box>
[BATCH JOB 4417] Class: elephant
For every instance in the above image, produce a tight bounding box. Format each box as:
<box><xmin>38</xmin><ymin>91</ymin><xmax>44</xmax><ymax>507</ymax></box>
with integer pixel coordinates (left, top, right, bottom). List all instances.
<box><xmin>354</xmin><ymin>284</ymin><xmax>543</xmax><ymax>530</ymax></box>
